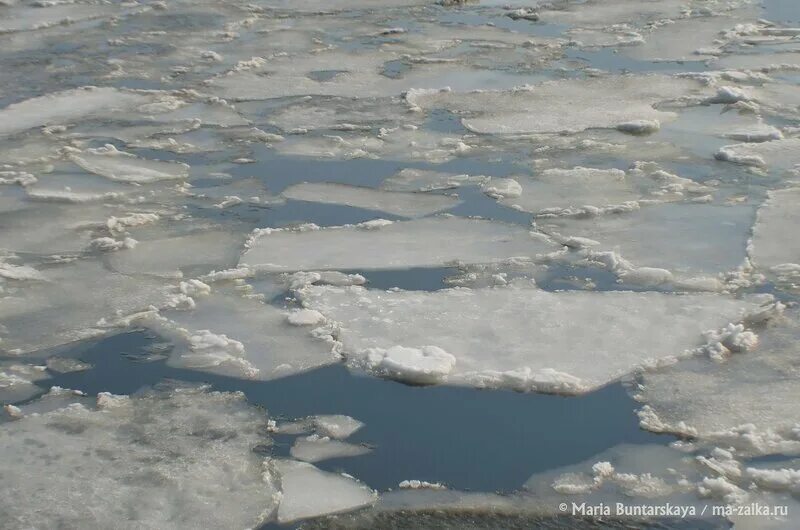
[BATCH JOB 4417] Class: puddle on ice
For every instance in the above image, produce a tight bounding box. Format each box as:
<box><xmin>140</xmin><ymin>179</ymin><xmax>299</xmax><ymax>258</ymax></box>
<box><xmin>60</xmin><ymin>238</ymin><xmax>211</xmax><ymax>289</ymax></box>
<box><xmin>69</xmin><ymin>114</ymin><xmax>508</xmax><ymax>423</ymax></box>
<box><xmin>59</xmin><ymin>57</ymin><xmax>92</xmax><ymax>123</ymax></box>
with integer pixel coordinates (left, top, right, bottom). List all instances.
<box><xmin>2</xmin><ymin>0</ymin><xmax>800</xmax><ymax>527</ymax></box>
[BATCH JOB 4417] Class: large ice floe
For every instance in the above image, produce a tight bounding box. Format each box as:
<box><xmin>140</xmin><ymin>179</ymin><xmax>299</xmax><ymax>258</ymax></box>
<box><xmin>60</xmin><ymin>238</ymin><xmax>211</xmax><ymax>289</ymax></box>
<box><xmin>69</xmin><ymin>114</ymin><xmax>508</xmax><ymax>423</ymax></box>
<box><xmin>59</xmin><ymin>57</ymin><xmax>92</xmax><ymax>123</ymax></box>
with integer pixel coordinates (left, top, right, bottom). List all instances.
<box><xmin>297</xmin><ymin>281</ymin><xmax>768</xmax><ymax>394</ymax></box>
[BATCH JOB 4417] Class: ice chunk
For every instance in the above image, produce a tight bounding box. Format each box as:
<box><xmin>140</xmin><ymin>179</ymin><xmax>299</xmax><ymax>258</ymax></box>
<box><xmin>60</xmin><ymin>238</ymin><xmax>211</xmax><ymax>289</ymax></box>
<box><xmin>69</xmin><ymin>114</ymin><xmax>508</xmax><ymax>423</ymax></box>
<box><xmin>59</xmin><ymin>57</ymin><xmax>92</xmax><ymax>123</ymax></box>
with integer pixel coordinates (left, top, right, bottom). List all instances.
<box><xmin>290</xmin><ymin>435</ymin><xmax>371</xmax><ymax>463</ymax></box>
<box><xmin>275</xmin><ymin>460</ymin><xmax>376</xmax><ymax>523</ymax></box>
<box><xmin>313</xmin><ymin>414</ymin><xmax>365</xmax><ymax>439</ymax></box>
<box><xmin>145</xmin><ymin>288</ymin><xmax>335</xmax><ymax>380</ymax></box>
<box><xmin>299</xmin><ymin>282</ymin><xmax>760</xmax><ymax>394</ymax></box>
<box><xmin>635</xmin><ymin>308</ymin><xmax>800</xmax><ymax>456</ymax></box>
<box><xmin>240</xmin><ymin>217</ymin><xmax>557</xmax><ymax>272</ymax></box>
<box><xmin>405</xmin><ymin>76</ymin><xmax>705</xmax><ymax>134</ymax></box>
<box><xmin>282</xmin><ymin>182</ymin><xmax>460</xmax><ymax>218</ymax></box>
<box><xmin>0</xmin><ymin>385</ymin><xmax>280</xmax><ymax>528</ymax></box>
<box><xmin>68</xmin><ymin>145</ymin><xmax>189</xmax><ymax>184</ymax></box>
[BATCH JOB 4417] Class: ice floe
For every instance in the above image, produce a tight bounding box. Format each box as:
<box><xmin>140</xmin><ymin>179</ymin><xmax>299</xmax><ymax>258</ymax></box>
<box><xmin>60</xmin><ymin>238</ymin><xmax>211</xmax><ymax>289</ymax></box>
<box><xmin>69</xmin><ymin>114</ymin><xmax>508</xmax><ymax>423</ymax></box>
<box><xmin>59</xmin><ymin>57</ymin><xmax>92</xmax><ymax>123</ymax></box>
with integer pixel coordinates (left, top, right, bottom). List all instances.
<box><xmin>241</xmin><ymin>217</ymin><xmax>558</xmax><ymax>272</ymax></box>
<box><xmin>281</xmin><ymin>182</ymin><xmax>460</xmax><ymax>218</ymax></box>
<box><xmin>298</xmin><ymin>281</ymin><xmax>763</xmax><ymax>393</ymax></box>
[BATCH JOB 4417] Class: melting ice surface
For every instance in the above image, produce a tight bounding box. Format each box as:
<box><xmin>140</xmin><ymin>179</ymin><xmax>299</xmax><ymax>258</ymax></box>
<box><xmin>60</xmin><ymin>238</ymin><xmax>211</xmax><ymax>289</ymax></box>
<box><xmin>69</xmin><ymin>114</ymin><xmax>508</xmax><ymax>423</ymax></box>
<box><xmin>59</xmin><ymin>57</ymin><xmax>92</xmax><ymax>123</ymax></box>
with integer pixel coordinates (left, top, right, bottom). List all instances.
<box><xmin>1</xmin><ymin>0</ymin><xmax>800</xmax><ymax>528</ymax></box>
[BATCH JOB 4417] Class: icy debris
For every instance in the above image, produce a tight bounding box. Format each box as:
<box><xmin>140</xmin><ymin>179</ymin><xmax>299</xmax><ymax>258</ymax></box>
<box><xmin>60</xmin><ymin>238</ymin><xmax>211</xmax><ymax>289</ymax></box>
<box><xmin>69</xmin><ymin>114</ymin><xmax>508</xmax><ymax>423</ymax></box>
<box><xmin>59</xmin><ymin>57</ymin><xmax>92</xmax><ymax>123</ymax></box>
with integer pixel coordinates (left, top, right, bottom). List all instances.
<box><xmin>506</xmin><ymin>8</ymin><xmax>539</xmax><ymax>21</ymax></box>
<box><xmin>290</xmin><ymin>435</ymin><xmax>370</xmax><ymax>463</ymax></box>
<box><xmin>285</xmin><ymin>271</ymin><xmax>367</xmax><ymax>290</ymax></box>
<box><xmin>282</xmin><ymin>182</ymin><xmax>460</xmax><ymax>218</ymax></box>
<box><xmin>275</xmin><ymin>460</ymin><xmax>376</xmax><ymax>524</ymax></box>
<box><xmin>635</xmin><ymin>308</ymin><xmax>800</xmax><ymax>456</ymax></box>
<box><xmin>362</xmin><ymin>345</ymin><xmax>457</xmax><ymax>385</ymax></box>
<box><xmin>749</xmin><ymin>188</ymin><xmax>800</xmax><ymax>284</ymax></box>
<box><xmin>298</xmin><ymin>281</ymin><xmax>760</xmax><ymax>394</ymax></box>
<box><xmin>706</xmin><ymin>86</ymin><xmax>753</xmax><ymax>105</ymax></box>
<box><xmin>525</xmin><ymin>443</ymin><xmax>700</xmax><ymax>505</ymax></box>
<box><xmin>67</xmin><ymin>145</ymin><xmax>190</xmax><ymax>184</ymax></box>
<box><xmin>0</xmin><ymin>385</ymin><xmax>280</xmax><ymax>529</ymax></box>
<box><xmin>145</xmin><ymin>289</ymin><xmax>335</xmax><ymax>380</ymax></box>
<box><xmin>703</xmin><ymin>323</ymin><xmax>758</xmax><ymax>362</ymax></box>
<box><xmin>405</xmin><ymin>76</ymin><xmax>705</xmax><ymax>134</ymax></box>
<box><xmin>399</xmin><ymin>480</ymin><xmax>447</xmax><ymax>490</ymax></box>
<box><xmin>0</xmin><ymin>87</ymin><xmax>152</xmax><ymax>137</ymax></box>
<box><xmin>241</xmin><ymin>217</ymin><xmax>557</xmax><ymax>272</ymax></box>
<box><xmin>287</xmin><ymin>309</ymin><xmax>326</xmax><ymax>327</ymax></box>
<box><xmin>746</xmin><ymin>467</ymin><xmax>800</xmax><ymax>494</ymax></box>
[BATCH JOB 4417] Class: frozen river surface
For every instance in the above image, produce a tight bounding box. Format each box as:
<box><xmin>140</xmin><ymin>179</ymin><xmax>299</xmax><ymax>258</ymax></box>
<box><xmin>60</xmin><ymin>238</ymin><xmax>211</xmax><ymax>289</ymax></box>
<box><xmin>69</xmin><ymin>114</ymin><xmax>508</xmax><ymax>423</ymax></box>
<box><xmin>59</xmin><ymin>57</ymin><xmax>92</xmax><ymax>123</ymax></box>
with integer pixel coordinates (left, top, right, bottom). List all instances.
<box><xmin>1</xmin><ymin>0</ymin><xmax>800</xmax><ymax>528</ymax></box>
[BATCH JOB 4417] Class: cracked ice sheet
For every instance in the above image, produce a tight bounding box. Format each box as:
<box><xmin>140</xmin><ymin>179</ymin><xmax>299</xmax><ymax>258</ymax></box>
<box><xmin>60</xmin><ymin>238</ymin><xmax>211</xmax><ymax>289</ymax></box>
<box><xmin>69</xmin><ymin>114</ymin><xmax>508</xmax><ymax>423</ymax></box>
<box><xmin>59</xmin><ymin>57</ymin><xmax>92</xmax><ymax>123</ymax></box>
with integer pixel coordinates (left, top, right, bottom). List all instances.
<box><xmin>298</xmin><ymin>281</ymin><xmax>760</xmax><ymax>394</ymax></box>
<box><xmin>538</xmin><ymin>201</ymin><xmax>755</xmax><ymax>284</ymax></box>
<box><xmin>281</xmin><ymin>182</ymin><xmax>460</xmax><ymax>218</ymax></box>
<box><xmin>240</xmin><ymin>217</ymin><xmax>558</xmax><ymax>273</ymax></box>
<box><xmin>0</xmin><ymin>260</ymin><xmax>176</xmax><ymax>355</ymax></box>
<box><xmin>749</xmin><ymin>188</ymin><xmax>800</xmax><ymax>285</ymax></box>
<box><xmin>0</xmin><ymin>385</ymin><xmax>281</xmax><ymax>529</ymax></box>
<box><xmin>635</xmin><ymin>307</ymin><xmax>800</xmax><ymax>457</ymax></box>
<box><xmin>144</xmin><ymin>288</ymin><xmax>336</xmax><ymax>380</ymax></box>
<box><xmin>405</xmin><ymin>75</ymin><xmax>707</xmax><ymax>135</ymax></box>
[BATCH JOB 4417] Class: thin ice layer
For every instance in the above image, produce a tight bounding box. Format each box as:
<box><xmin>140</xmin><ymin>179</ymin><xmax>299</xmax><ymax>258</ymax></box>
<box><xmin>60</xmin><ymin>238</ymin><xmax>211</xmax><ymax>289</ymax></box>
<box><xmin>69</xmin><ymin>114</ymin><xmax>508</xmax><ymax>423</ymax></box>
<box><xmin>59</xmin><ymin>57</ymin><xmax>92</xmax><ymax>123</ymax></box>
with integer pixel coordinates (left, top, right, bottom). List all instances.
<box><xmin>0</xmin><ymin>385</ymin><xmax>280</xmax><ymax>529</ymax></box>
<box><xmin>275</xmin><ymin>460</ymin><xmax>376</xmax><ymax>523</ymax></box>
<box><xmin>241</xmin><ymin>217</ymin><xmax>557</xmax><ymax>272</ymax></box>
<box><xmin>405</xmin><ymin>76</ymin><xmax>704</xmax><ymax>134</ymax></box>
<box><xmin>299</xmin><ymin>282</ymin><xmax>759</xmax><ymax>394</ymax></box>
<box><xmin>281</xmin><ymin>182</ymin><xmax>460</xmax><ymax>218</ymax></box>
<box><xmin>636</xmin><ymin>308</ymin><xmax>800</xmax><ymax>456</ymax></box>
<box><xmin>290</xmin><ymin>436</ymin><xmax>371</xmax><ymax>463</ymax></box>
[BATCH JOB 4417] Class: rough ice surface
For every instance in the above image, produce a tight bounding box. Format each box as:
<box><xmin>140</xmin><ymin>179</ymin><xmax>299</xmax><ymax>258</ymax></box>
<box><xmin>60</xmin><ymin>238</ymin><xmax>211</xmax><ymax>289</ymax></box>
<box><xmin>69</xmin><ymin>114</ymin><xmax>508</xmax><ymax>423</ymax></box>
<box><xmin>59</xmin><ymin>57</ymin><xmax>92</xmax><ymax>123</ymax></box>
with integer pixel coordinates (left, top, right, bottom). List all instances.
<box><xmin>405</xmin><ymin>76</ymin><xmax>706</xmax><ymax>134</ymax></box>
<box><xmin>539</xmin><ymin>202</ymin><xmax>755</xmax><ymax>283</ymax></box>
<box><xmin>0</xmin><ymin>385</ymin><xmax>281</xmax><ymax>529</ymax></box>
<box><xmin>635</xmin><ymin>308</ymin><xmax>800</xmax><ymax>456</ymax></box>
<box><xmin>2</xmin><ymin>0</ymin><xmax>800</xmax><ymax>525</ymax></box>
<box><xmin>281</xmin><ymin>182</ymin><xmax>460</xmax><ymax>218</ymax></box>
<box><xmin>275</xmin><ymin>459</ymin><xmax>376</xmax><ymax>524</ymax></box>
<box><xmin>241</xmin><ymin>217</ymin><xmax>558</xmax><ymax>272</ymax></box>
<box><xmin>298</xmin><ymin>282</ymin><xmax>761</xmax><ymax>394</ymax></box>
